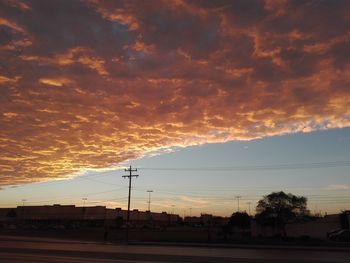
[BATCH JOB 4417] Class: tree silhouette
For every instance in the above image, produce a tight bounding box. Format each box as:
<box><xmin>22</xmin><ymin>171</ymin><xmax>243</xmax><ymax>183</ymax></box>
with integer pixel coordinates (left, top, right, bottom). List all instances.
<box><xmin>255</xmin><ymin>191</ymin><xmax>309</xmax><ymax>237</ymax></box>
<box><xmin>222</xmin><ymin>212</ymin><xmax>251</xmax><ymax>239</ymax></box>
<box><xmin>228</xmin><ymin>212</ymin><xmax>251</xmax><ymax>229</ymax></box>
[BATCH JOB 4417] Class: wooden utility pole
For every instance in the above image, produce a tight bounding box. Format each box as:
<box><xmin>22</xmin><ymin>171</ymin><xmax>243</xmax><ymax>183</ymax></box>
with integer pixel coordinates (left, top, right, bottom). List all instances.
<box><xmin>123</xmin><ymin>166</ymin><xmax>138</xmax><ymax>242</ymax></box>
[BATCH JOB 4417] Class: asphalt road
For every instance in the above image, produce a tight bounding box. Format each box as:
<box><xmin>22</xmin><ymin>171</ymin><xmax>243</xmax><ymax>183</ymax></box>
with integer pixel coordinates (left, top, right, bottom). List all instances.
<box><xmin>0</xmin><ymin>235</ymin><xmax>349</xmax><ymax>263</ymax></box>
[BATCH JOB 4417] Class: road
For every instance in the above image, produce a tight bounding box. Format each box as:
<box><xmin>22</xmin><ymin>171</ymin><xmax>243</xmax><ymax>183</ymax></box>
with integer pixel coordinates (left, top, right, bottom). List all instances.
<box><xmin>0</xmin><ymin>235</ymin><xmax>349</xmax><ymax>262</ymax></box>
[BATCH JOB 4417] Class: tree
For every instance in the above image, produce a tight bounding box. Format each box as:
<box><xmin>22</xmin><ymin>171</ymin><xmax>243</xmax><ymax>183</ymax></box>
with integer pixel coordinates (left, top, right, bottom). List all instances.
<box><xmin>255</xmin><ymin>191</ymin><xmax>309</xmax><ymax>237</ymax></box>
<box><xmin>222</xmin><ymin>212</ymin><xmax>251</xmax><ymax>239</ymax></box>
<box><xmin>228</xmin><ymin>212</ymin><xmax>251</xmax><ymax>229</ymax></box>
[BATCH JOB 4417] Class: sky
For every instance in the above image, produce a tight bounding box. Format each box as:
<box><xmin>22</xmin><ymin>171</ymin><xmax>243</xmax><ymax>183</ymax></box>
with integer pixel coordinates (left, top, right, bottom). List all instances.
<box><xmin>0</xmin><ymin>0</ymin><xmax>349</xmax><ymax>216</ymax></box>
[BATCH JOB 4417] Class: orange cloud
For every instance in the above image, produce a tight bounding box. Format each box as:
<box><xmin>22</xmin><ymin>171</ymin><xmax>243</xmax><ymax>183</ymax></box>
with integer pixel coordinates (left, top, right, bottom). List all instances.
<box><xmin>0</xmin><ymin>75</ymin><xmax>20</xmax><ymax>84</ymax></box>
<box><xmin>87</xmin><ymin>0</ymin><xmax>140</xmax><ymax>30</ymax></box>
<box><xmin>39</xmin><ymin>77</ymin><xmax>73</xmax><ymax>87</ymax></box>
<box><xmin>0</xmin><ymin>0</ymin><xmax>349</xmax><ymax>185</ymax></box>
<box><xmin>0</xmin><ymin>17</ymin><xmax>25</xmax><ymax>33</ymax></box>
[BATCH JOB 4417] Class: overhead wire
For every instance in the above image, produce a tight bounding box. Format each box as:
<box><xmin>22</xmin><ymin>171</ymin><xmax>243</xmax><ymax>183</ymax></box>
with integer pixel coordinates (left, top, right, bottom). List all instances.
<box><xmin>136</xmin><ymin>160</ymin><xmax>350</xmax><ymax>171</ymax></box>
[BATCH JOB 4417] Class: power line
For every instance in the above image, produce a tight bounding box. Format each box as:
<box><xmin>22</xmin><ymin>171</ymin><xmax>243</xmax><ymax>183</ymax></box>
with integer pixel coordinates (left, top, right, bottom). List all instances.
<box><xmin>137</xmin><ymin>160</ymin><xmax>350</xmax><ymax>171</ymax></box>
<box><xmin>79</xmin><ymin>176</ymin><xmax>121</xmax><ymax>186</ymax></box>
<box><xmin>131</xmin><ymin>188</ymin><xmax>350</xmax><ymax>203</ymax></box>
<box><xmin>1</xmin><ymin>188</ymin><xmax>128</xmax><ymax>206</ymax></box>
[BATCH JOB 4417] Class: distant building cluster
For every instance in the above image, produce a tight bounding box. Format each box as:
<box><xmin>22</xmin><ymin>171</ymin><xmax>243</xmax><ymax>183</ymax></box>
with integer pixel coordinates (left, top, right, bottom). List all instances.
<box><xmin>0</xmin><ymin>204</ymin><xmax>180</xmax><ymax>227</ymax></box>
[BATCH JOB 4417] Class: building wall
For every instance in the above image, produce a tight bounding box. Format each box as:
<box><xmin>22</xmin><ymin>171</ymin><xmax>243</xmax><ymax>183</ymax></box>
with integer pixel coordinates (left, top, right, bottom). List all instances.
<box><xmin>286</xmin><ymin>219</ymin><xmax>340</xmax><ymax>239</ymax></box>
<box><xmin>0</xmin><ymin>208</ymin><xmax>13</xmax><ymax>221</ymax></box>
<box><xmin>252</xmin><ymin>214</ymin><xmax>346</xmax><ymax>240</ymax></box>
<box><xmin>0</xmin><ymin>205</ymin><xmax>180</xmax><ymax>226</ymax></box>
<box><xmin>19</xmin><ymin>205</ymin><xmax>81</xmax><ymax>220</ymax></box>
<box><xmin>84</xmin><ymin>206</ymin><xmax>106</xmax><ymax>220</ymax></box>
<box><xmin>251</xmin><ymin>221</ymin><xmax>281</xmax><ymax>237</ymax></box>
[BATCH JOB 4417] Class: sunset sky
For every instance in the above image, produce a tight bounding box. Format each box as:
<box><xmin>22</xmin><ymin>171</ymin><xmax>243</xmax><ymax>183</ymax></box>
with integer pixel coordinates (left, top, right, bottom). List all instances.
<box><xmin>0</xmin><ymin>0</ymin><xmax>349</xmax><ymax>216</ymax></box>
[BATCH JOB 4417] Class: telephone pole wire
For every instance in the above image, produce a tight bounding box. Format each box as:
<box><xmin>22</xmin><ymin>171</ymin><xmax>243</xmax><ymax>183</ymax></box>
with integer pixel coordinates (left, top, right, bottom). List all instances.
<box><xmin>123</xmin><ymin>165</ymin><xmax>138</xmax><ymax>242</ymax></box>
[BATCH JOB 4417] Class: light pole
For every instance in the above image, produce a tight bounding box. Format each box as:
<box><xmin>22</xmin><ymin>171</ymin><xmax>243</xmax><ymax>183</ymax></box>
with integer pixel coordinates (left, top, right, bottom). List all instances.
<box><xmin>82</xmin><ymin>198</ymin><xmax>87</xmax><ymax>220</ymax></box>
<box><xmin>235</xmin><ymin>196</ymin><xmax>241</xmax><ymax>212</ymax></box>
<box><xmin>246</xmin><ymin>202</ymin><xmax>252</xmax><ymax>215</ymax></box>
<box><xmin>147</xmin><ymin>190</ymin><xmax>153</xmax><ymax>211</ymax></box>
<box><xmin>21</xmin><ymin>199</ymin><xmax>26</xmax><ymax>220</ymax></box>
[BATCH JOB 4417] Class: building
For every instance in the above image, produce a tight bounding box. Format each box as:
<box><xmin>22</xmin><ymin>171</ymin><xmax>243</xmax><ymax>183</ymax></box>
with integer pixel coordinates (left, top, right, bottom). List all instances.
<box><xmin>0</xmin><ymin>204</ymin><xmax>181</xmax><ymax>227</ymax></box>
<box><xmin>184</xmin><ymin>214</ymin><xmax>229</xmax><ymax>227</ymax></box>
<box><xmin>251</xmin><ymin>211</ymin><xmax>350</xmax><ymax>240</ymax></box>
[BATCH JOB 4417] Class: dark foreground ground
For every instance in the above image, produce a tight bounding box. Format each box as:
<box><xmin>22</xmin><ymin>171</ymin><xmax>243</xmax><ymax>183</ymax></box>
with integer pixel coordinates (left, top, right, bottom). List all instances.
<box><xmin>1</xmin><ymin>226</ymin><xmax>347</xmax><ymax>247</ymax></box>
<box><xmin>0</xmin><ymin>235</ymin><xmax>350</xmax><ymax>263</ymax></box>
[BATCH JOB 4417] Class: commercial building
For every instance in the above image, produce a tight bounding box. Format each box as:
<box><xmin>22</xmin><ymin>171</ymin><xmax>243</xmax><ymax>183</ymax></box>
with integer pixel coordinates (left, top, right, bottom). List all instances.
<box><xmin>251</xmin><ymin>211</ymin><xmax>350</xmax><ymax>240</ymax></box>
<box><xmin>0</xmin><ymin>204</ymin><xmax>180</xmax><ymax>227</ymax></box>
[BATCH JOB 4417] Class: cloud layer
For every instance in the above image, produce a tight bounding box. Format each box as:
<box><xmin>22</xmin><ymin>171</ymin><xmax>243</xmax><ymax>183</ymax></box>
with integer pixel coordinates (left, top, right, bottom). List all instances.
<box><xmin>0</xmin><ymin>0</ymin><xmax>349</xmax><ymax>185</ymax></box>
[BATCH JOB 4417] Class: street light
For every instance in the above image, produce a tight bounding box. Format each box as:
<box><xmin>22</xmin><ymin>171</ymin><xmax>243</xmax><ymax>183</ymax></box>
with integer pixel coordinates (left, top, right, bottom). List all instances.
<box><xmin>147</xmin><ymin>190</ymin><xmax>153</xmax><ymax>211</ymax></box>
<box><xmin>82</xmin><ymin>198</ymin><xmax>87</xmax><ymax>208</ymax></box>
<box><xmin>235</xmin><ymin>196</ymin><xmax>242</xmax><ymax>212</ymax></box>
<box><xmin>21</xmin><ymin>199</ymin><xmax>27</xmax><ymax>220</ymax></box>
<box><xmin>246</xmin><ymin>202</ymin><xmax>252</xmax><ymax>215</ymax></box>
<box><xmin>82</xmin><ymin>198</ymin><xmax>87</xmax><ymax>220</ymax></box>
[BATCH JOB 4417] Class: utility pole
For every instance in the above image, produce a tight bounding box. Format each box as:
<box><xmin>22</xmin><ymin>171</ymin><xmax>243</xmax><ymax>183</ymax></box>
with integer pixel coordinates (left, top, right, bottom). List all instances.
<box><xmin>246</xmin><ymin>202</ymin><xmax>252</xmax><ymax>215</ymax></box>
<box><xmin>235</xmin><ymin>196</ymin><xmax>241</xmax><ymax>212</ymax></box>
<box><xmin>123</xmin><ymin>165</ymin><xmax>138</xmax><ymax>242</ymax></box>
<box><xmin>147</xmin><ymin>190</ymin><xmax>153</xmax><ymax>211</ymax></box>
